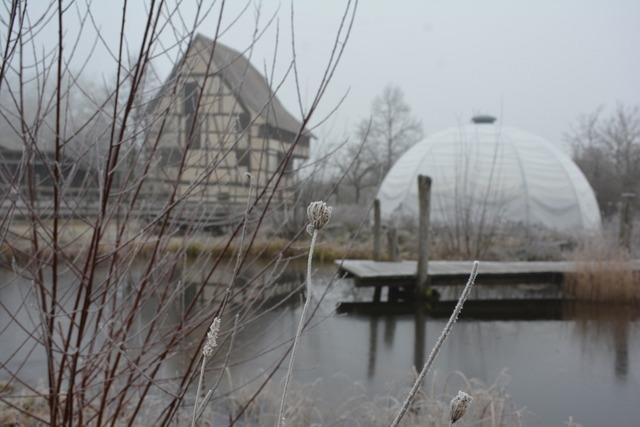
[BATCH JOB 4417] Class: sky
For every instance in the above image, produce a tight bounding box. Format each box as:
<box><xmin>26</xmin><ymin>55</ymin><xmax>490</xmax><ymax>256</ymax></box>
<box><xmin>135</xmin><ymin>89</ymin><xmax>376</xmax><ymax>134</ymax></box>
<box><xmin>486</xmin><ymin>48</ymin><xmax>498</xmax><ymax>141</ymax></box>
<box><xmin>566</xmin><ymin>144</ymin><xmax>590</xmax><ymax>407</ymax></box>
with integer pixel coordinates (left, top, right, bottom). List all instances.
<box><xmin>28</xmin><ymin>0</ymin><xmax>640</xmax><ymax>154</ymax></box>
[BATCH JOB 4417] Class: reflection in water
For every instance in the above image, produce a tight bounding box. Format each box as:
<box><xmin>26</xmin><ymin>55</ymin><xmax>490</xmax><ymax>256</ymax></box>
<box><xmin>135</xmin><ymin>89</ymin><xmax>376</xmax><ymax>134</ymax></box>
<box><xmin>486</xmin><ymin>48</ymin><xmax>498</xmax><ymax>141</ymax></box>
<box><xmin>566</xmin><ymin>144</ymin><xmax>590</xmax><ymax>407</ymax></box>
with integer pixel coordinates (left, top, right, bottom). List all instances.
<box><xmin>413</xmin><ymin>308</ymin><xmax>425</xmax><ymax>370</ymax></box>
<box><xmin>1</xmin><ymin>264</ymin><xmax>639</xmax><ymax>427</ymax></box>
<box><xmin>280</xmin><ymin>290</ymin><xmax>639</xmax><ymax>426</ymax></box>
<box><xmin>367</xmin><ymin>308</ymin><xmax>428</xmax><ymax>378</ymax></box>
<box><xmin>341</xmin><ymin>297</ymin><xmax>638</xmax><ymax>391</ymax></box>
<box><xmin>367</xmin><ymin>316</ymin><xmax>378</xmax><ymax>379</ymax></box>
<box><xmin>614</xmin><ymin>321</ymin><xmax>628</xmax><ymax>379</ymax></box>
<box><xmin>384</xmin><ymin>315</ymin><xmax>396</xmax><ymax>348</ymax></box>
<box><xmin>565</xmin><ymin>302</ymin><xmax>637</xmax><ymax>382</ymax></box>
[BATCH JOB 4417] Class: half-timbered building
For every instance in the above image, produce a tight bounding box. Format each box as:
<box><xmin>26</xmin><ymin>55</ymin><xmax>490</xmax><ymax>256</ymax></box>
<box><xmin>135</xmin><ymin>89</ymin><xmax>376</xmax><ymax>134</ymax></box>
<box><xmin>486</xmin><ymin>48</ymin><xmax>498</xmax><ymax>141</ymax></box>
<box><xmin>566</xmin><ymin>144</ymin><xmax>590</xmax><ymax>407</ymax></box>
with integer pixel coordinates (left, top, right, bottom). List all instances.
<box><xmin>145</xmin><ymin>34</ymin><xmax>310</xmax><ymax>221</ymax></box>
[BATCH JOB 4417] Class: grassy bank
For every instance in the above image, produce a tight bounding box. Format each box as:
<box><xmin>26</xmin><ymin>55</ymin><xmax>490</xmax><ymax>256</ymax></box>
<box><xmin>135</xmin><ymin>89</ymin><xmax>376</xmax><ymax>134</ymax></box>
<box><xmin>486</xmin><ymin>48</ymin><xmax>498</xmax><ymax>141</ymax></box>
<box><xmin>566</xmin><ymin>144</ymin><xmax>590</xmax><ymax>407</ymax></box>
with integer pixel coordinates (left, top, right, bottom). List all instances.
<box><xmin>0</xmin><ymin>221</ymin><xmax>375</xmax><ymax>265</ymax></box>
<box><xmin>162</xmin><ymin>236</ymin><xmax>374</xmax><ymax>263</ymax></box>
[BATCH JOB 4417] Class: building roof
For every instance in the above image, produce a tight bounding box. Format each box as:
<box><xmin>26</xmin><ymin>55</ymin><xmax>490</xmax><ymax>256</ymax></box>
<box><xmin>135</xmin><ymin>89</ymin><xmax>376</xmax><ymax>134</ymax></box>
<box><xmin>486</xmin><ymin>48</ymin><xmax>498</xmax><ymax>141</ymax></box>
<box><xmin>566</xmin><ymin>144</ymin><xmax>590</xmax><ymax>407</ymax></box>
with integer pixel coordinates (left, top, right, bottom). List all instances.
<box><xmin>149</xmin><ymin>34</ymin><xmax>306</xmax><ymax>137</ymax></box>
<box><xmin>377</xmin><ymin>120</ymin><xmax>602</xmax><ymax>234</ymax></box>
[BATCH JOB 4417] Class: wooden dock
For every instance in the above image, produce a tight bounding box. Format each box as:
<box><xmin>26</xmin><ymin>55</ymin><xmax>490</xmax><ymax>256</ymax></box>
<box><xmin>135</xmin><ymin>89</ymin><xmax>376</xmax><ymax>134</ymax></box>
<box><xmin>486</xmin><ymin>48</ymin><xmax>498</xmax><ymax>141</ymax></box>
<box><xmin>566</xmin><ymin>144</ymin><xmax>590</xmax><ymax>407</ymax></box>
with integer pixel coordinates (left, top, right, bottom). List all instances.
<box><xmin>336</xmin><ymin>259</ymin><xmax>640</xmax><ymax>295</ymax></box>
<box><xmin>336</xmin><ymin>298</ymin><xmax>567</xmax><ymax>319</ymax></box>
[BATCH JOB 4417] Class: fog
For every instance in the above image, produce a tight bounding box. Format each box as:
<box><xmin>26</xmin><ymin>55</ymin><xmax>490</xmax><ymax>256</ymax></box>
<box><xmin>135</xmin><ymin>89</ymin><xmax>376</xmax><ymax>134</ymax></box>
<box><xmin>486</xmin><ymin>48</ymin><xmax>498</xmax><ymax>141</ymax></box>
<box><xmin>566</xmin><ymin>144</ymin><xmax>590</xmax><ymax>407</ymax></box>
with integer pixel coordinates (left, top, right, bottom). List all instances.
<box><xmin>32</xmin><ymin>0</ymin><xmax>640</xmax><ymax>150</ymax></box>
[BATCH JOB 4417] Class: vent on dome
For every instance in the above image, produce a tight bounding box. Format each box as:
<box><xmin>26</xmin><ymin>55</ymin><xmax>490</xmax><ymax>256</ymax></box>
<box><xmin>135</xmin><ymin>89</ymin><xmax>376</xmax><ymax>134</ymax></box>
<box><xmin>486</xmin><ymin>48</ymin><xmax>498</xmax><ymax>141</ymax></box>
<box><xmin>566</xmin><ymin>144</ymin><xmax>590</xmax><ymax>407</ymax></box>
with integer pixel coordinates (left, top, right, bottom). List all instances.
<box><xmin>471</xmin><ymin>115</ymin><xmax>497</xmax><ymax>124</ymax></box>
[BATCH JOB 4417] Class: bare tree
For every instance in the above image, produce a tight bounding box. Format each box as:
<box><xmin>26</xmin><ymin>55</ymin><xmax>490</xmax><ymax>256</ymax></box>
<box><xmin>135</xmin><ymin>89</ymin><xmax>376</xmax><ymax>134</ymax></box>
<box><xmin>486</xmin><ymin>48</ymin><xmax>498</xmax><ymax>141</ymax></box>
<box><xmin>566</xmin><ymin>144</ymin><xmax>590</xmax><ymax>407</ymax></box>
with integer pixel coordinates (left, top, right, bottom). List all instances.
<box><xmin>568</xmin><ymin>104</ymin><xmax>640</xmax><ymax>216</ymax></box>
<box><xmin>369</xmin><ymin>84</ymin><xmax>423</xmax><ymax>177</ymax></box>
<box><xmin>334</xmin><ymin>120</ymin><xmax>379</xmax><ymax>203</ymax></box>
<box><xmin>329</xmin><ymin>85</ymin><xmax>421</xmax><ymax>204</ymax></box>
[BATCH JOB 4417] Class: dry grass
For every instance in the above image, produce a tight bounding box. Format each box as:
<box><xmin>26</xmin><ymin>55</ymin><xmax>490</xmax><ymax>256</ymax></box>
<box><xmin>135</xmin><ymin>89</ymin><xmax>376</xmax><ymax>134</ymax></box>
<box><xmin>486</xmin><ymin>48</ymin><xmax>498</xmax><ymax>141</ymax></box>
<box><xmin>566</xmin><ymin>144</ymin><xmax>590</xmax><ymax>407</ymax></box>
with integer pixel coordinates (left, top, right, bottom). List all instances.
<box><xmin>1</xmin><ymin>221</ymin><xmax>374</xmax><ymax>266</ymax></box>
<box><xmin>1</xmin><ymin>218</ymin><xmax>583</xmax><ymax>265</ymax></box>
<box><xmin>565</xmin><ymin>240</ymin><xmax>639</xmax><ymax>302</ymax></box>
<box><xmin>0</xmin><ymin>383</ymin><xmax>48</xmax><ymax>426</ymax></box>
<box><xmin>318</xmin><ymin>222</ymin><xmax>575</xmax><ymax>263</ymax></box>
<box><xmin>212</xmin><ymin>370</ymin><xmax>528</xmax><ymax>427</ymax></box>
<box><xmin>0</xmin><ymin>370</ymin><xmax>587</xmax><ymax>426</ymax></box>
<box><xmin>163</xmin><ymin>236</ymin><xmax>372</xmax><ymax>263</ymax></box>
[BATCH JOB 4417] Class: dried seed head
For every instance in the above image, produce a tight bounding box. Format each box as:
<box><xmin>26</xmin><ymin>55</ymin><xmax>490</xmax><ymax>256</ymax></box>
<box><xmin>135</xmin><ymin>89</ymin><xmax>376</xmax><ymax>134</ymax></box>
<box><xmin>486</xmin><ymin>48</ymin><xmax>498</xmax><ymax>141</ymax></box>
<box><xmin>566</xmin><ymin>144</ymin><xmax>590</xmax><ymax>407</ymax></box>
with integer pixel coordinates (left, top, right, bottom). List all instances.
<box><xmin>306</xmin><ymin>201</ymin><xmax>332</xmax><ymax>233</ymax></box>
<box><xmin>202</xmin><ymin>317</ymin><xmax>221</xmax><ymax>358</ymax></box>
<box><xmin>450</xmin><ymin>391</ymin><xmax>472</xmax><ymax>424</ymax></box>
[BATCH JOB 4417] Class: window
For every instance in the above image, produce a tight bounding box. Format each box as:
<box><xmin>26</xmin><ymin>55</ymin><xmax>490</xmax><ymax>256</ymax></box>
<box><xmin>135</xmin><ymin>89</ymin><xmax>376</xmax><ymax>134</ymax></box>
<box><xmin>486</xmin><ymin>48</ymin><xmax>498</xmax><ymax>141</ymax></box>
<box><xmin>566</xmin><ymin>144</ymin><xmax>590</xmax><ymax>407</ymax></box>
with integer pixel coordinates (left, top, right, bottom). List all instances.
<box><xmin>183</xmin><ymin>81</ymin><xmax>201</xmax><ymax>149</ymax></box>
<box><xmin>184</xmin><ymin>117</ymin><xmax>201</xmax><ymax>149</ymax></box>
<box><xmin>235</xmin><ymin>112</ymin><xmax>251</xmax><ymax>132</ymax></box>
<box><xmin>183</xmin><ymin>81</ymin><xmax>198</xmax><ymax>114</ymax></box>
<box><xmin>237</xmin><ymin>143</ymin><xmax>250</xmax><ymax>169</ymax></box>
<box><xmin>278</xmin><ymin>151</ymin><xmax>293</xmax><ymax>174</ymax></box>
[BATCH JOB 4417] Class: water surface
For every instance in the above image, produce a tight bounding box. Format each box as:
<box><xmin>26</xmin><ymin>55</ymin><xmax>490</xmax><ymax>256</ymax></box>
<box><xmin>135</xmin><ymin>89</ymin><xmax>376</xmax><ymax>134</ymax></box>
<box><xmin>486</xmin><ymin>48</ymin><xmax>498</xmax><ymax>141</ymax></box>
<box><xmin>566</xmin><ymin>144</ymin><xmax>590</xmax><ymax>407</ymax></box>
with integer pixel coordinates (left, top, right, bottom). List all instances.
<box><xmin>225</xmin><ymin>267</ymin><xmax>639</xmax><ymax>426</ymax></box>
<box><xmin>1</xmin><ymin>263</ymin><xmax>638</xmax><ymax>426</ymax></box>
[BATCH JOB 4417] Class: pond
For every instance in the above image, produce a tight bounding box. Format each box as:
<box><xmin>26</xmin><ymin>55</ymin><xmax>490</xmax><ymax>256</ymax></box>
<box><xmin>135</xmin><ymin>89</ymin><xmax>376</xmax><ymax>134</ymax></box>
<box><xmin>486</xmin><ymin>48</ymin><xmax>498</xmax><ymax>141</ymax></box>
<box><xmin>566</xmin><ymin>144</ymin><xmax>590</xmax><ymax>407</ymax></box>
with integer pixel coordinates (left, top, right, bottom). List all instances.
<box><xmin>0</xmin><ymin>262</ymin><xmax>638</xmax><ymax>426</ymax></box>
<box><xmin>224</xmin><ymin>265</ymin><xmax>640</xmax><ymax>427</ymax></box>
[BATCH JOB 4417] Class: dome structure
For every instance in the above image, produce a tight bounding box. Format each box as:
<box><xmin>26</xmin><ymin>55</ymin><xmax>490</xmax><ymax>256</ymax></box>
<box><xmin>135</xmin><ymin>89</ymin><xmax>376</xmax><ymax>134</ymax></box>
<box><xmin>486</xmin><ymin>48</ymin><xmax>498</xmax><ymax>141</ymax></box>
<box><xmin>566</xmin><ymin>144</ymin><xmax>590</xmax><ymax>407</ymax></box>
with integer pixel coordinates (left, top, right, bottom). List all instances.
<box><xmin>377</xmin><ymin>117</ymin><xmax>602</xmax><ymax>234</ymax></box>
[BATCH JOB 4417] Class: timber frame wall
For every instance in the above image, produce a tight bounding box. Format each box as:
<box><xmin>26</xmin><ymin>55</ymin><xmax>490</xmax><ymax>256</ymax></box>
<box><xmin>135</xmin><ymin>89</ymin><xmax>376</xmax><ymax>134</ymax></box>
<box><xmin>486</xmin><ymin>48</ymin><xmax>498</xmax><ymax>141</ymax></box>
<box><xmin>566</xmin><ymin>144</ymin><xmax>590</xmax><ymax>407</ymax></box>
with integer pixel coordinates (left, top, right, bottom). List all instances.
<box><xmin>146</xmin><ymin>37</ymin><xmax>310</xmax><ymax>215</ymax></box>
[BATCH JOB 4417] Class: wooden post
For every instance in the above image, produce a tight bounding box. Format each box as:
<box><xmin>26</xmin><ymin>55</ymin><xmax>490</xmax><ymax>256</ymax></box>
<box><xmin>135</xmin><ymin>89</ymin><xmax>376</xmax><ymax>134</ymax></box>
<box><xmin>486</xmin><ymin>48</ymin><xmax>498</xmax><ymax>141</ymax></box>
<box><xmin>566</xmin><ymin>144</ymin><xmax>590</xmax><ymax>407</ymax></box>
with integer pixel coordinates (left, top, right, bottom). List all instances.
<box><xmin>619</xmin><ymin>193</ymin><xmax>636</xmax><ymax>251</ymax></box>
<box><xmin>372</xmin><ymin>199</ymin><xmax>383</xmax><ymax>302</ymax></box>
<box><xmin>414</xmin><ymin>176</ymin><xmax>431</xmax><ymax>369</ymax></box>
<box><xmin>416</xmin><ymin>175</ymin><xmax>432</xmax><ymax>299</ymax></box>
<box><xmin>373</xmin><ymin>198</ymin><xmax>382</xmax><ymax>261</ymax></box>
<box><xmin>387</xmin><ymin>226</ymin><xmax>399</xmax><ymax>261</ymax></box>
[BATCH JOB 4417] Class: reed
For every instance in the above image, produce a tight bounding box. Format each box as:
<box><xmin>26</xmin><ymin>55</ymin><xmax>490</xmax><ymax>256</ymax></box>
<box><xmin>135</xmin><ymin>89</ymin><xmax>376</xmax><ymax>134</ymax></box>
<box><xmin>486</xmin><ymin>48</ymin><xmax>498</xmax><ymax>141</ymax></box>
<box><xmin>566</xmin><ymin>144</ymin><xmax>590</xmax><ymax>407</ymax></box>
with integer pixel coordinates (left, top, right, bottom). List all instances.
<box><xmin>191</xmin><ymin>317</ymin><xmax>221</xmax><ymax>427</ymax></box>
<box><xmin>565</xmin><ymin>240</ymin><xmax>639</xmax><ymax>302</ymax></box>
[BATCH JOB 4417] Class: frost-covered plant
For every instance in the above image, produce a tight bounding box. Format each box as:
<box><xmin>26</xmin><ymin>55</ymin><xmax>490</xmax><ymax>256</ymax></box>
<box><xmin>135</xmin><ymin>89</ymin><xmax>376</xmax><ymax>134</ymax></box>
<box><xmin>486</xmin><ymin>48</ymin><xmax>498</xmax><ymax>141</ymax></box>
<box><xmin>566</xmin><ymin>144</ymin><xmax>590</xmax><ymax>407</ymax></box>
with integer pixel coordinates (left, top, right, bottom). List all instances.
<box><xmin>192</xmin><ymin>317</ymin><xmax>221</xmax><ymax>427</ymax></box>
<box><xmin>277</xmin><ymin>201</ymin><xmax>332</xmax><ymax>426</ymax></box>
<box><xmin>390</xmin><ymin>261</ymin><xmax>479</xmax><ymax>427</ymax></box>
<box><xmin>306</xmin><ymin>201</ymin><xmax>332</xmax><ymax>234</ymax></box>
<box><xmin>449</xmin><ymin>390</ymin><xmax>472</xmax><ymax>425</ymax></box>
<box><xmin>202</xmin><ymin>318</ymin><xmax>221</xmax><ymax>358</ymax></box>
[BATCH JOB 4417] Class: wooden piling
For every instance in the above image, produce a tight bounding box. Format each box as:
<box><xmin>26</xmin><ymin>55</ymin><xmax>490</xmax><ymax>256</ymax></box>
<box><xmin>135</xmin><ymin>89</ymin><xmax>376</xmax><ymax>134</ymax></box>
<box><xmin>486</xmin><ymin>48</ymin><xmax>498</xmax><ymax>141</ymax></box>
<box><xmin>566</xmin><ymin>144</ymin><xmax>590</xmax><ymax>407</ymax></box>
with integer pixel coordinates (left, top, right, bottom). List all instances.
<box><xmin>372</xmin><ymin>199</ymin><xmax>384</xmax><ymax>302</ymax></box>
<box><xmin>619</xmin><ymin>192</ymin><xmax>636</xmax><ymax>251</ymax></box>
<box><xmin>373</xmin><ymin>286</ymin><xmax>382</xmax><ymax>303</ymax></box>
<box><xmin>373</xmin><ymin>198</ymin><xmax>382</xmax><ymax>261</ymax></box>
<box><xmin>416</xmin><ymin>175</ymin><xmax>432</xmax><ymax>298</ymax></box>
<box><xmin>387</xmin><ymin>226</ymin><xmax>399</xmax><ymax>261</ymax></box>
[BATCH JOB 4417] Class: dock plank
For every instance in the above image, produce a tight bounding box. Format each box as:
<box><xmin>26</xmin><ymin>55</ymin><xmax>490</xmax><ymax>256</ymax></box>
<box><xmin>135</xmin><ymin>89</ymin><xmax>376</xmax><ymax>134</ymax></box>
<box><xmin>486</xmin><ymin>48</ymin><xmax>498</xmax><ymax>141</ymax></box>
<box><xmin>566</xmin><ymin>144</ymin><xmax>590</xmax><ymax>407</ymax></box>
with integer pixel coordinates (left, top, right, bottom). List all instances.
<box><xmin>336</xmin><ymin>259</ymin><xmax>640</xmax><ymax>287</ymax></box>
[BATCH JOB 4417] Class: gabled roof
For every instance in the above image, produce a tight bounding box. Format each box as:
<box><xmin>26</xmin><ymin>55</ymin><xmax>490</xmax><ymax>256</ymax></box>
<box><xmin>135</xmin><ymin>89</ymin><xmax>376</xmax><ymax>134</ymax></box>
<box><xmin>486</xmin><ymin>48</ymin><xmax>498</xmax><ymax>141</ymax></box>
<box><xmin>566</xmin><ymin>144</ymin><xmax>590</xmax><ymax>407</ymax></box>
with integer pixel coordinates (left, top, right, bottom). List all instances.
<box><xmin>149</xmin><ymin>34</ymin><xmax>306</xmax><ymax>136</ymax></box>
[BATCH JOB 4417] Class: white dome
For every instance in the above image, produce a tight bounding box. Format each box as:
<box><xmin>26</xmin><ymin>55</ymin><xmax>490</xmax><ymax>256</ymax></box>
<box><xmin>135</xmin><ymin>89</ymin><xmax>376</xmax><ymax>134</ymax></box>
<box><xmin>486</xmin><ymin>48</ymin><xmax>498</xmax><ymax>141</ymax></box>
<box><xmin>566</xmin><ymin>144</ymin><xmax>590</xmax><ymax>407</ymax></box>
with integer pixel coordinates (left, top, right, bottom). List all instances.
<box><xmin>377</xmin><ymin>121</ymin><xmax>602</xmax><ymax>234</ymax></box>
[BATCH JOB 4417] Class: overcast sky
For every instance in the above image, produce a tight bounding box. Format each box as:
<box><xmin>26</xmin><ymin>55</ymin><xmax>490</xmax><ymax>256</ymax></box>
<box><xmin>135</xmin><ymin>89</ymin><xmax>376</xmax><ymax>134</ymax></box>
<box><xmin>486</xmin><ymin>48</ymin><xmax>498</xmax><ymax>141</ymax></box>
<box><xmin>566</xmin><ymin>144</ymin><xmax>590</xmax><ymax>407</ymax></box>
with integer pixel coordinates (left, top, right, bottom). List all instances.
<box><xmin>34</xmin><ymin>0</ymin><xmax>640</xmax><ymax>153</ymax></box>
